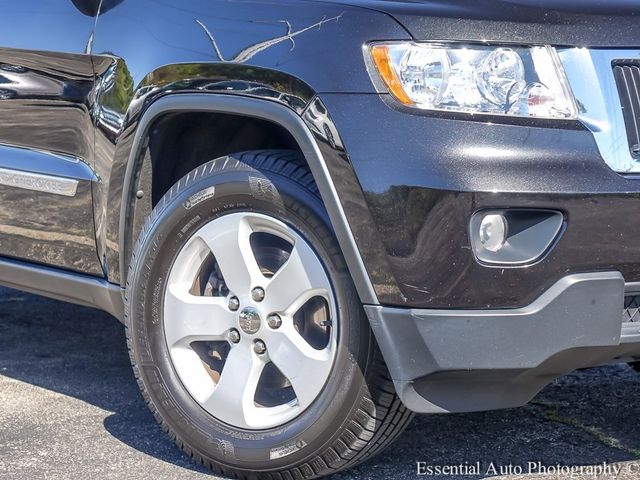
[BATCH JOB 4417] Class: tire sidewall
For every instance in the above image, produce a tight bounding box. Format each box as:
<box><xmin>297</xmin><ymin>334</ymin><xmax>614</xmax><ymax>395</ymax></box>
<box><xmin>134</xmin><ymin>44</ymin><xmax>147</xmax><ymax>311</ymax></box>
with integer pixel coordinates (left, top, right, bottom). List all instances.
<box><xmin>127</xmin><ymin>160</ymin><xmax>370</xmax><ymax>471</ymax></box>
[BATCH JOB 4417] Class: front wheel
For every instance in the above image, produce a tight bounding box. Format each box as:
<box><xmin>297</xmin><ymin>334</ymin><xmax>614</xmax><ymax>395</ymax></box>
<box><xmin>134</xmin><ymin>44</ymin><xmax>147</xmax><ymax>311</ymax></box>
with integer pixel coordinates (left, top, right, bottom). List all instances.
<box><xmin>125</xmin><ymin>150</ymin><xmax>412</xmax><ymax>478</ymax></box>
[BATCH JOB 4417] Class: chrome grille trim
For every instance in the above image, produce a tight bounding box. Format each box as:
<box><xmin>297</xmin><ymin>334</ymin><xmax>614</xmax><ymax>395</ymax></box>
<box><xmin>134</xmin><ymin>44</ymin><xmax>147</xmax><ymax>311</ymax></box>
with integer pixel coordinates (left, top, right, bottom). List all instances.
<box><xmin>559</xmin><ymin>48</ymin><xmax>640</xmax><ymax>174</ymax></box>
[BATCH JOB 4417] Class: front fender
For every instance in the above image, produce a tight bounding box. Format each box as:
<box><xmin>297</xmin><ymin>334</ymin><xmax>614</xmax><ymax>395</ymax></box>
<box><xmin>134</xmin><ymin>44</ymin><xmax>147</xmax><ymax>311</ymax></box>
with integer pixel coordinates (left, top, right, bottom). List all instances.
<box><xmin>102</xmin><ymin>93</ymin><xmax>377</xmax><ymax>306</ymax></box>
<box><xmin>92</xmin><ymin>60</ymin><xmax>323</xmax><ymax>286</ymax></box>
<box><xmin>89</xmin><ymin>0</ymin><xmax>408</xmax><ymax>284</ymax></box>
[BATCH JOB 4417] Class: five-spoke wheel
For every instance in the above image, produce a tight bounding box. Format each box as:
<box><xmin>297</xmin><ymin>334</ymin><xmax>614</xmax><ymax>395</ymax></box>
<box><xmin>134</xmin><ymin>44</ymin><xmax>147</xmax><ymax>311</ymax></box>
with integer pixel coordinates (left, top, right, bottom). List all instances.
<box><xmin>126</xmin><ymin>150</ymin><xmax>411</xmax><ymax>479</ymax></box>
<box><xmin>164</xmin><ymin>212</ymin><xmax>337</xmax><ymax>429</ymax></box>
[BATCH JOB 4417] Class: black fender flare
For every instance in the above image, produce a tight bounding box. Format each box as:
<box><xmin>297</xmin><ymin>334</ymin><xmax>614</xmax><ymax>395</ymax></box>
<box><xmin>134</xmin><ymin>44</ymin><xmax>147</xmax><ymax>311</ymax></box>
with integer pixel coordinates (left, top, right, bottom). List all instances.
<box><xmin>117</xmin><ymin>93</ymin><xmax>377</xmax><ymax>304</ymax></box>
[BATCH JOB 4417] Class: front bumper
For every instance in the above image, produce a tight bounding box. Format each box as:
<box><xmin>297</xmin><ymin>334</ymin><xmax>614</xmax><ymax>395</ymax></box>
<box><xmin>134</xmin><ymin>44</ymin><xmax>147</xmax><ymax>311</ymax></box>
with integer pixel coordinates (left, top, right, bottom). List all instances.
<box><xmin>308</xmin><ymin>49</ymin><xmax>640</xmax><ymax>412</ymax></box>
<box><xmin>317</xmin><ymin>92</ymin><xmax>640</xmax><ymax>309</ymax></box>
<box><xmin>365</xmin><ymin>271</ymin><xmax>640</xmax><ymax>413</ymax></box>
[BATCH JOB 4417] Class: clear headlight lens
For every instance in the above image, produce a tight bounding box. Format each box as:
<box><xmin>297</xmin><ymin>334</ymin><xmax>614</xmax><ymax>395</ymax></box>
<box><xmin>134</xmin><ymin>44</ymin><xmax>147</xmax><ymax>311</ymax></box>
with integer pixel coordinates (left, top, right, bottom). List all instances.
<box><xmin>368</xmin><ymin>43</ymin><xmax>576</xmax><ymax>119</ymax></box>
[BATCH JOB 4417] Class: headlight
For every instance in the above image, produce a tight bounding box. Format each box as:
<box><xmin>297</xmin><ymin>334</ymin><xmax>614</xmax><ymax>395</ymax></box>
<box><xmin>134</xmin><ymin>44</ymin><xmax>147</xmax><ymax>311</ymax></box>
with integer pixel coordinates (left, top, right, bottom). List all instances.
<box><xmin>367</xmin><ymin>42</ymin><xmax>576</xmax><ymax>119</ymax></box>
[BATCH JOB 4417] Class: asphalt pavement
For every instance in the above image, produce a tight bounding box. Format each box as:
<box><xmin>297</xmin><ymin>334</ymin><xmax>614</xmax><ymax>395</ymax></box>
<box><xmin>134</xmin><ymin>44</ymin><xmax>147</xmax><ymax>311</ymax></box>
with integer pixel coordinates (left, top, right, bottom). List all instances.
<box><xmin>0</xmin><ymin>286</ymin><xmax>639</xmax><ymax>480</ymax></box>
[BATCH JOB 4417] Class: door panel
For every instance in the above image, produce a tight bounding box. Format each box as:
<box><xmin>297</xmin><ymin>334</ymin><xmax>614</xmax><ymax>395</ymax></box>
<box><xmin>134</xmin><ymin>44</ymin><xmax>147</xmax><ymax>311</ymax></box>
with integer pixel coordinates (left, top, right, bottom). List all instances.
<box><xmin>0</xmin><ymin>1</ymin><xmax>102</xmax><ymax>275</ymax></box>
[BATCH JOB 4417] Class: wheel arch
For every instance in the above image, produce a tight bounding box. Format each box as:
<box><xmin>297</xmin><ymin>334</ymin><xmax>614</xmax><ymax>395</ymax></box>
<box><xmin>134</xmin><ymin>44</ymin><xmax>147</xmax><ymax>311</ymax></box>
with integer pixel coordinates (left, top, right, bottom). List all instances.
<box><xmin>115</xmin><ymin>93</ymin><xmax>377</xmax><ymax>305</ymax></box>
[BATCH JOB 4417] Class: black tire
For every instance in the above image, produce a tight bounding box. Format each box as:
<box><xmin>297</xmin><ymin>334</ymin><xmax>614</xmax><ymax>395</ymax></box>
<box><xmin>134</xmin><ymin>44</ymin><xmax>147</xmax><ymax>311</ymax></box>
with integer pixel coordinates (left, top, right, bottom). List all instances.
<box><xmin>125</xmin><ymin>149</ymin><xmax>413</xmax><ymax>479</ymax></box>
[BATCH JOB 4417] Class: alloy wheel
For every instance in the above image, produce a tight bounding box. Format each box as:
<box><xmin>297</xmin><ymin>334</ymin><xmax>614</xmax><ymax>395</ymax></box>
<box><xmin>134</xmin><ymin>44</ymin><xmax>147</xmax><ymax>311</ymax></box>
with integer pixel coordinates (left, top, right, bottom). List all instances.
<box><xmin>163</xmin><ymin>212</ymin><xmax>337</xmax><ymax>430</ymax></box>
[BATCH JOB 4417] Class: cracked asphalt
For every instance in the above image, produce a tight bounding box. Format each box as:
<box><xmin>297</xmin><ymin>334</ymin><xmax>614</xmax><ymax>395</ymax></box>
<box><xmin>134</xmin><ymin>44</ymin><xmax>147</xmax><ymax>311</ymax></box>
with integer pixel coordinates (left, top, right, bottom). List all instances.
<box><xmin>1</xmin><ymin>286</ymin><xmax>640</xmax><ymax>480</ymax></box>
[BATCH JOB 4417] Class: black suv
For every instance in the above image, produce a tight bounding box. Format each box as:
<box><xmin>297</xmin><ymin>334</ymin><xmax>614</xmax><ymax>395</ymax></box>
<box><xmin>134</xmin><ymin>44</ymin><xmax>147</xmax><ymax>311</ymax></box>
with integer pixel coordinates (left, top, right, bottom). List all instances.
<box><xmin>2</xmin><ymin>1</ymin><xmax>640</xmax><ymax>478</ymax></box>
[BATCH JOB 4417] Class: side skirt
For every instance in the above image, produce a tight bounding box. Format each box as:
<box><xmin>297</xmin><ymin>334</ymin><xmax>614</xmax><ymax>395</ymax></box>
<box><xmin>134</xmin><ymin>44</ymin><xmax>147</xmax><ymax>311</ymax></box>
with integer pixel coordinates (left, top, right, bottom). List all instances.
<box><xmin>0</xmin><ymin>257</ymin><xmax>124</xmax><ymax>321</ymax></box>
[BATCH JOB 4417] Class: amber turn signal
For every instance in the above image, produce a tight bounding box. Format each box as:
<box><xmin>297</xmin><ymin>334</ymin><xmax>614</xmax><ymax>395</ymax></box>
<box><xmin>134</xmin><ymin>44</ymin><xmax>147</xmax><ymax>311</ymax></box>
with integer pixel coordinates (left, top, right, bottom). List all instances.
<box><xmin>370</xmin><ymin>45</ymin><xmax>414</xmax><ymax>105</ymax></box>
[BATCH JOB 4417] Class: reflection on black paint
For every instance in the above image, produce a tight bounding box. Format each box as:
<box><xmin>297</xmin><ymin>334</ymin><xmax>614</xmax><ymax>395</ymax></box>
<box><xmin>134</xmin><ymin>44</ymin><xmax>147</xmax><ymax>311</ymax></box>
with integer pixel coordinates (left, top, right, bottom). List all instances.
<box><xmin>0</xmin><ymin>2</ymin><xmax>99</xmax><ymax>274</ymax></box>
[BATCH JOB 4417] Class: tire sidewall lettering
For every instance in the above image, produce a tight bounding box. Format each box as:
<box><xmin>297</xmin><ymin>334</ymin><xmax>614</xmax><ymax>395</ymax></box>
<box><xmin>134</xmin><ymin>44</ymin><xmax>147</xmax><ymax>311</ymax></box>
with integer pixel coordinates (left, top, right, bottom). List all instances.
<box><xmin>128</xmin><ymin>160</ymin><xmax>369</xmax><ymax>468</ymax></box>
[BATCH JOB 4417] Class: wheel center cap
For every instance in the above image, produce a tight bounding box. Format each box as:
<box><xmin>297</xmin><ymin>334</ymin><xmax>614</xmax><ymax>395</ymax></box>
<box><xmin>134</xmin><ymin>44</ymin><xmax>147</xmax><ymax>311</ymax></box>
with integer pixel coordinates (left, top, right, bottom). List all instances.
<box><xmin>238</xmin><ymin>307</ymin><xmax>261</xmax><ymax>334</ymax></box>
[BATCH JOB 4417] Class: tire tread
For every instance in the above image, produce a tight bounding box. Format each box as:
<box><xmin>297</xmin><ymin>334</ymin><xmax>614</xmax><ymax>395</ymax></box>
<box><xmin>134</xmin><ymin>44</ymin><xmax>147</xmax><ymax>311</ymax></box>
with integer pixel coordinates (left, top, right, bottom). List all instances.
<box><xmin>125</xmin><ymin>150</ymin><xmax>413</xmax><ymax>479</ymax></box>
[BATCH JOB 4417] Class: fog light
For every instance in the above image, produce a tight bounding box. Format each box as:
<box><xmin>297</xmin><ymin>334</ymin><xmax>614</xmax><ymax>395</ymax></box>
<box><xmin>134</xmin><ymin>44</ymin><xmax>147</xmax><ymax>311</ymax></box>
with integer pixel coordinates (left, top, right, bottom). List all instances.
<box><xmin>479</xmin><ymin>214</ymin><xmax>507</xmax><ymax>252</ymax></box>
<box><xmin>470</xmin><ymin>209</ymin><xmax>564</xmax><ymax>265</ymax></box>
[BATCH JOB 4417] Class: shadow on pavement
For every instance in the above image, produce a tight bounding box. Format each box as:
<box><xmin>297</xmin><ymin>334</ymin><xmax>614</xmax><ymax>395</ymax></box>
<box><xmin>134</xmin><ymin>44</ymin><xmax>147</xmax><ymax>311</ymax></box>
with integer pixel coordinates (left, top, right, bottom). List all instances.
<box><xmin>0</xmin><ymin>286</ymin><xmax>639</xmax><ymax>479</ymax></box>
<box><xmin>0</xmin><ymin>287</ymin><xmax>209</xmax><ymax>475</ymax></box>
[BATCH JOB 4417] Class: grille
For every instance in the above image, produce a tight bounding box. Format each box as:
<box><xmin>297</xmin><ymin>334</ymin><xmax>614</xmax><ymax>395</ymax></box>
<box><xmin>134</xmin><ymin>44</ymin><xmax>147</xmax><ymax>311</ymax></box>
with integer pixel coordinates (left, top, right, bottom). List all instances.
<box><xmin>613</xmin><ymin>63</ymin><xmax>640</xmax><ymax>158</ymax></box>
<box><xmin>623</xmin><ymin>295</ymin><xmax>640</xmax><ymax>323</ymax></box>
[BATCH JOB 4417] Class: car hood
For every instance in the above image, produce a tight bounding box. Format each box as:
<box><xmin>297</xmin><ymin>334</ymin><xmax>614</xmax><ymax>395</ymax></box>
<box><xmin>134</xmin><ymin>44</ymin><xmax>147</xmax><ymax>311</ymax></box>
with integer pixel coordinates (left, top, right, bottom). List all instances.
<box><xmin>320</xmin><ymin>0</ymin><xmax>640</xmax><ymax>47</ymax></box>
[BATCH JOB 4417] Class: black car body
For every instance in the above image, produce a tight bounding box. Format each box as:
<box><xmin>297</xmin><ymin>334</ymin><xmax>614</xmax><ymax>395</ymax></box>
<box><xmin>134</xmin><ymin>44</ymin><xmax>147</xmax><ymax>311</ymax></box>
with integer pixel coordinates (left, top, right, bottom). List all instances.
<box><xmin>2</xmin><ymin>1</ymin><xmax>640</xmax><ymax>477</ymax></box>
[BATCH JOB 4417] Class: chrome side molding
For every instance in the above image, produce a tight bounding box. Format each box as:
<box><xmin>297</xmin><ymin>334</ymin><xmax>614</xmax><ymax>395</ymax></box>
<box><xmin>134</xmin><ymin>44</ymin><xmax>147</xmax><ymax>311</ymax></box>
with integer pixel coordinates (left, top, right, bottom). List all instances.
<box><xmin>0</xmin><ymin>167</ymin><xmax>78</xmax><ymax>196</ymax></box>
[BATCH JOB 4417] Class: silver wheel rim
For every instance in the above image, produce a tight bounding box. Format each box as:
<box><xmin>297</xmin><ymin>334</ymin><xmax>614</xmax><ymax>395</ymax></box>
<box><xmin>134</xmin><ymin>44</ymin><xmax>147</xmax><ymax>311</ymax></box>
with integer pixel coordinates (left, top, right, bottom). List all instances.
<box><xmin>163</xmin><ymin>212</ymin><xmax>338</xmax><ymax>430</ymax></box>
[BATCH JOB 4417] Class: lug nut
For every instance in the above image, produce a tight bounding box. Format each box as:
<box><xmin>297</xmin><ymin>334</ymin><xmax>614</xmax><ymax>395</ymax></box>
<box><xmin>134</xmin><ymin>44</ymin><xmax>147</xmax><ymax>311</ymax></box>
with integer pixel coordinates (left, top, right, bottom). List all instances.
<box><xmin>253</xmin><ymin>340</ymin><xmax>267</xmax><ymax>355</ymax></box>
<box><xmin>228</xmin><ymin>296</ymin><xmax>240</xmax><ymax>311</ymax></box>
<box><xmin>227</xmin><ymin>329</ymin><xmax>241</xmax><ymax>344</ymax></box>
<box><xmin>267</xmin><ymin>313</ymin><xmax>282</xmax><ymax>329</ymax></box>
<box><xmin>251</xmin><ymin>287</ymin><xmax>265</xmax><ymax>302</ymax></box>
